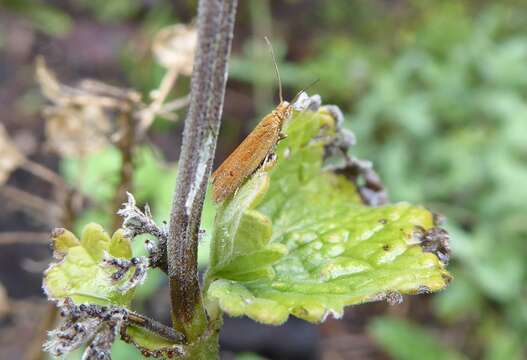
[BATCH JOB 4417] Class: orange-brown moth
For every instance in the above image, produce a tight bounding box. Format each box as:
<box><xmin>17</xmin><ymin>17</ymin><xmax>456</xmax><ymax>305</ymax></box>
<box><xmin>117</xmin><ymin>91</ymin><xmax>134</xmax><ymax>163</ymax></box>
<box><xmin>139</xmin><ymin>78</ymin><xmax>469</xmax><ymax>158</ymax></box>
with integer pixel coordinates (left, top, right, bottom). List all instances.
<box><xmin>211</xmin><ymin>37</ymin><xmax>301</xmax><ymax>203</ymax></box>
<box><xmin>211</xmin><ymin>100</ymin><xmax>292</xmax><ymax>203</ymax></box>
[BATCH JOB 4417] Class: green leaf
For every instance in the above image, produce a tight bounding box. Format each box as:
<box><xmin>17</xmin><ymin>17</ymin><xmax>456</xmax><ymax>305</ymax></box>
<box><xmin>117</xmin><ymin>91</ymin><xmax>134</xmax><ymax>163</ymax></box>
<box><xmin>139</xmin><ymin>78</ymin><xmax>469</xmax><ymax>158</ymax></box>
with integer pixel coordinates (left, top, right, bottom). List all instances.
<box><xmin>208</xmin><ymin>172</ymin><xmax>274</xmax><ymax>278</ymax></box>
<box><xmin>4</xmin><ymin>0</ymin><xmax>72</xmax><ymax>36</ymax></box>
<box><xmin>106</xmin><ymin>340</ymin><xmax>148</xmax><ymax>360</ymax></box>
<box><xmin>369</xmin><ymin>317</ymin><xmax>467</xmax><ymax>360</ymax></box>
<box><xmin>206</xmin><ymin>107</ymin><xmax>451</xmax><ymax>324</ymax></box>
<box><xmin>483</xmin><ymin>327</ymin><xmax>524</xmax><ymax>360</ymax></box>
<box><xmin>44</xmin><ymin>223</ymin><xmax>134</xmax><ymax>306</ymax></box>
<box><xmin>109</xmin><ymin>229</ymin><xmax>133</xmax><ymax>259</ymax></box>
<box><xmin>122</xmin><ymin>325</ymin><xmax>183</xmax><ymax>355</ymax></box>
<box><xmin>50</xmin><ymin>228</ymin><xmax>80</xmax><ymax>258</ymax></box>
<box><xmin>45</xmin><ymin>223</ymin><xmax>184</xmax><ymax>354</ymax></box>
<box><xmin>75</xmin><ymin>0</ymin><xmax>142</xmax><ymax>23</ymax></box>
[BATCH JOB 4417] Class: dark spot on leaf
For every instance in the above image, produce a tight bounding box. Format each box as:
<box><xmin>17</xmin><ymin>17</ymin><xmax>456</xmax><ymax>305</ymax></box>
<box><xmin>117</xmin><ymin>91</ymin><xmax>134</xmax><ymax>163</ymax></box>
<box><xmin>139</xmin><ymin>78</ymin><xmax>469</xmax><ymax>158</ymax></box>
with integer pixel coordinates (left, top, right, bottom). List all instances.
<box><xmin>379</xmin><ymin>218</ymin><xmax>388</xmax><ymax>225</ymax></box>
<box><xmin>412</xmin><ymin>225</ymin><xmax>426</xmax><ymax>242</ymax></box>
<box><xmin>383</xmin><ymin>244</ymin><xmax>390</xmax><ymax>251</ymax></box>
<box><xmin>417</xmin><ymin>285</ymin><xmax>431</xmax><ymax>294</ymax></box>
<box><xmin>385</xmin><ymin>291</ymin><xmax>403</xmax><ymax>305</ymax></box>
<box><xmin>442</xmin><ymin>273</ymin><xmax>453</xmax><ymax>284</ymax></box>
<box><xmin>51</xmin><ymin>228</ymin><xmax>65</xmax><ymax>237</ymax></box>
<box><xmin>324</xmin><ymin>149</ymin><xmax>389</xmax><ymax>206</ymax></box>
<box><xmin>419</xmin><ymin>227</ymin><xmax>451</xmax><ymax>265</ymax></box>
<box><xmin>294</xmin><ymin>307</ymin><xmax>309</xmax><ymax>317</ymax></box>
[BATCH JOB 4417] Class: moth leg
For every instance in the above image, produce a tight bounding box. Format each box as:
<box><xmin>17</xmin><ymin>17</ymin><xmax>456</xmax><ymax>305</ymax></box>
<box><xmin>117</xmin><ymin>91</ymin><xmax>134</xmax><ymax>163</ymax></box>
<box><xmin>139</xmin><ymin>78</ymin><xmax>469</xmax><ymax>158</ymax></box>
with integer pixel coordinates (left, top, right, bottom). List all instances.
<box><xmin>261</xmin><ymin>152</ymin><xmax>277</xmax><ymax>171</ymax></box>
<box><xmin>278</xmin><ymin>132</ymin><xmax>287</xmax><ymax>141</ymax></box>
<box><xmin>251</xmin><ymin>151</ymin><xmax>278</xmax><ymax>178</ymax></box>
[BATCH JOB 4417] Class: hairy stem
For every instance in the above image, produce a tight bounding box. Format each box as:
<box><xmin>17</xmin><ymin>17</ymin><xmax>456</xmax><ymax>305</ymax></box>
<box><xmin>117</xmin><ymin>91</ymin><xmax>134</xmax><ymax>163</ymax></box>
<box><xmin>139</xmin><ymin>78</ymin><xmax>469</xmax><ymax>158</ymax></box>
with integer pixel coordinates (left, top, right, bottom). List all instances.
<box><xmin>167</xmin><ymin>0</ymin><xmax>237</xmax><ymax>340</ymax></box>
<box><xmin>127</xmin><ymin>312</ymin><xmax>185</xmax><ymax>343</ymax></box>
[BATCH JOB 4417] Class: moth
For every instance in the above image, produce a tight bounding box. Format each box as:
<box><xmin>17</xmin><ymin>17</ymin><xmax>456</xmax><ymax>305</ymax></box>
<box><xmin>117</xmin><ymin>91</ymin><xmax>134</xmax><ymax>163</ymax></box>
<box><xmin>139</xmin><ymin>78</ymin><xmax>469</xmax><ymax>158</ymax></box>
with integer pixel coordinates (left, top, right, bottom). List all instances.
<box><xmin>211</xmin><ymin>100</ymin><xmax>291</xmax><ymax>203</ymax></box>
<box><xmin>211</xmin><ymin>38</ymin><xmax>312</xmax><ymax>203</ymax></box>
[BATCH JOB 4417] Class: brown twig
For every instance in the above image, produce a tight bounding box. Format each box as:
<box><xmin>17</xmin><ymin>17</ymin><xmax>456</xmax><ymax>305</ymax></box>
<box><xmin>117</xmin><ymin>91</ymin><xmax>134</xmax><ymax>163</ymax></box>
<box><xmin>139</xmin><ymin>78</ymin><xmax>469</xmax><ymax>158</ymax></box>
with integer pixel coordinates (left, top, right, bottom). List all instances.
<box><xmin>167</xmin><ymin>0</ymin><xmax>238</xmax><ymax>339</ymax></box>
<box><xmin>21</xmin><ymin>159</ymin><xmax>85</xmax><ymax>227</ymax></box>
<box><xmin>21</xmin><ymin>159</ymin><xmax>68</xmax><ymax>191</ymax></box>
<box><xmin>138</xmin><ymin>68</ymin><xmax>180</xmax><ymax>132</ymax></box>
<box><xmin>156</xmin><ymin>95</ymin><xmax>191</xmax><ymax>121</ymax></box>
<box><xmin>0</xmin><ymin>232</ymin><xmax>49</xmax><ymax>245</ymax></box>
<box><xmin>112</xmin><ymin>110</ymin><xmax>136</xmax><ymax>230</ymax></box>
<box><xmin>1</xmin><ymin>185</ymin><xmax>62</xmax><ymax>224</ymax></box>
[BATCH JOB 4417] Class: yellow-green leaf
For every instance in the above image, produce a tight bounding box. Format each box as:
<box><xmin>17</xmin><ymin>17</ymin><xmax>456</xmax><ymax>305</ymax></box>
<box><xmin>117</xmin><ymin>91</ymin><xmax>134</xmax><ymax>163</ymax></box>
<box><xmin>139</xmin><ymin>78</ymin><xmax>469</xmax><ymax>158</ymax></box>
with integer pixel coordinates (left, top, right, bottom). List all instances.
<box><xmin>44</xmin><ymin>223</ymin><xmax>134</xmax><ymax>306</ymax></box>
<box><xmin>206</xmin><ymin>106</ymin><xmax>451</xmax><ymax>325</ymax></box>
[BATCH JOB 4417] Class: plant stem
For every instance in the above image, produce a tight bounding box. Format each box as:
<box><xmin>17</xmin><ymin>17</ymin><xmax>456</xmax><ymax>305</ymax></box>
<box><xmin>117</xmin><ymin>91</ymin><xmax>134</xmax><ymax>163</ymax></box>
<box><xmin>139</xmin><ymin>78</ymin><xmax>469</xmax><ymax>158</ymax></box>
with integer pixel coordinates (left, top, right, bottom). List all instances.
<box><xmin>167</xmin><ymin>0</ymin><xmax>237</xmax><ymax>341</ymax></box>
<box><xmin>112</xmin><ymin>110</ymin><xmax>136</xmax><ymax>230</ymax></box>
<box><xmin>127</xmin><ymin>312</ymin><xmax>185</xmax><ymax>343</ymax></box>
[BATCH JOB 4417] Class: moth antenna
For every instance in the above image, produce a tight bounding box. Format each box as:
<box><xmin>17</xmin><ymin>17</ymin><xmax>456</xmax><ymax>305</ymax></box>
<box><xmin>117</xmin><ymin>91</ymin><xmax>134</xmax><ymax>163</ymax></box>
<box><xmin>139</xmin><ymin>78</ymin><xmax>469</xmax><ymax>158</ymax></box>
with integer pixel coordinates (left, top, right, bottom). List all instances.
<box><xmin>291</xmin><ymin>78</ymin><xmax>320</xmax><ymax>104</ymax></box>
<box><xmin>264</xmin><ymin>36</ymin><xmax>283</xmax><ymax>103</ymax></box>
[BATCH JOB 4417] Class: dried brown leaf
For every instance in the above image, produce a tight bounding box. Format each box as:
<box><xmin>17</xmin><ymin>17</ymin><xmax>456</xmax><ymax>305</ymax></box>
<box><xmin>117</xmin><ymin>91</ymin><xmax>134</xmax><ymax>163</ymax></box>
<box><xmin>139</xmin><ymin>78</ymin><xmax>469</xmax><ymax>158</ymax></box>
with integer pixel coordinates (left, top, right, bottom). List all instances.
<box><xmin>0</xmin><ymin>283</ymin><xmax>9</xmax><ymax>318</ymax></box>
<box><xmin>152</xmin><ymin>24</ymin><xmax>197</xmax><ymax>76</ymax></box>
<box><xmin>0</xmin><ymin>124</ymin><xmax>25</xmax><ymax>186</ymax></box>
<box><xmin>36</xmin><ymin>57</ymin><xmax>143</xmax><ymax>156</ymax></box>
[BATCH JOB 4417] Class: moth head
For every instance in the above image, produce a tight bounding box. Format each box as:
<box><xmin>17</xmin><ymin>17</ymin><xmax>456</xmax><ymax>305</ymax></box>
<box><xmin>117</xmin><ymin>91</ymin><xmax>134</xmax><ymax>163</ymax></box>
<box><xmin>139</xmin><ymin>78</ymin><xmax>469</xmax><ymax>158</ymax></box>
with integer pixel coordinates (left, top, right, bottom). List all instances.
<box><xmin>276</xmin><ymin>101</ymin><xmax>293</xmax><ymax>123</ymax></box>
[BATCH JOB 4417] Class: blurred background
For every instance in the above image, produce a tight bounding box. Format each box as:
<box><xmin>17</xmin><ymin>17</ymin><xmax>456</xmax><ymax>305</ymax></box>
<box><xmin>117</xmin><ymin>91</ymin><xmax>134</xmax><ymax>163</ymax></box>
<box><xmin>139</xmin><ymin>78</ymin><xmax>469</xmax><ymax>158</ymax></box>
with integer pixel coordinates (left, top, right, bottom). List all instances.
<box><xmin>1</xmin><ymin>0</ymin><xmax>526</xmax><ymax>359</ymax></box>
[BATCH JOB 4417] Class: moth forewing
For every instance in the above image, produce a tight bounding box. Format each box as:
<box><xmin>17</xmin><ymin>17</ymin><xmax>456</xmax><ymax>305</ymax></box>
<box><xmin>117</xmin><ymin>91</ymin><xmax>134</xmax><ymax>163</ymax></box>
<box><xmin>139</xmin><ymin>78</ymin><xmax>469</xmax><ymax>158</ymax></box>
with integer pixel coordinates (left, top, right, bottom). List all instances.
<box><xmin>212</xmin><ymin>38</ymin><xmax>295</xmax><ymax>203</ymax></box>
<box><xmin>211</xmin><ymin>102</ymin><xmax>292</xmax><ymax>203</ymax></box>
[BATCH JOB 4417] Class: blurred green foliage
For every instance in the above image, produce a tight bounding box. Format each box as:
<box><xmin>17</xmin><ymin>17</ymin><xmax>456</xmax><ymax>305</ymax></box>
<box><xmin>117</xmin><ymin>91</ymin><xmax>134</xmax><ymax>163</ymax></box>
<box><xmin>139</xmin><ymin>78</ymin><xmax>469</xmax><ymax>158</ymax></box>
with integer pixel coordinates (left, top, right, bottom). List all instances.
<box><xmin>351</xmin><ymin>8</ymin><xmax>527</xmax><ymax>360</ymax></box>
<box><xmin>74</xmin><ymin>0</ymin><xmax>143</xmax><ymax>23</ymax></box>
<box><xmin>369</xmin><ymin>317</ymin><xmax>467</xmax><ymax>360</ymax></box>
<box><xmin>3</xmin><ymin>0</ymin><xmax>72</xmax><ymax>36</ymax></box>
